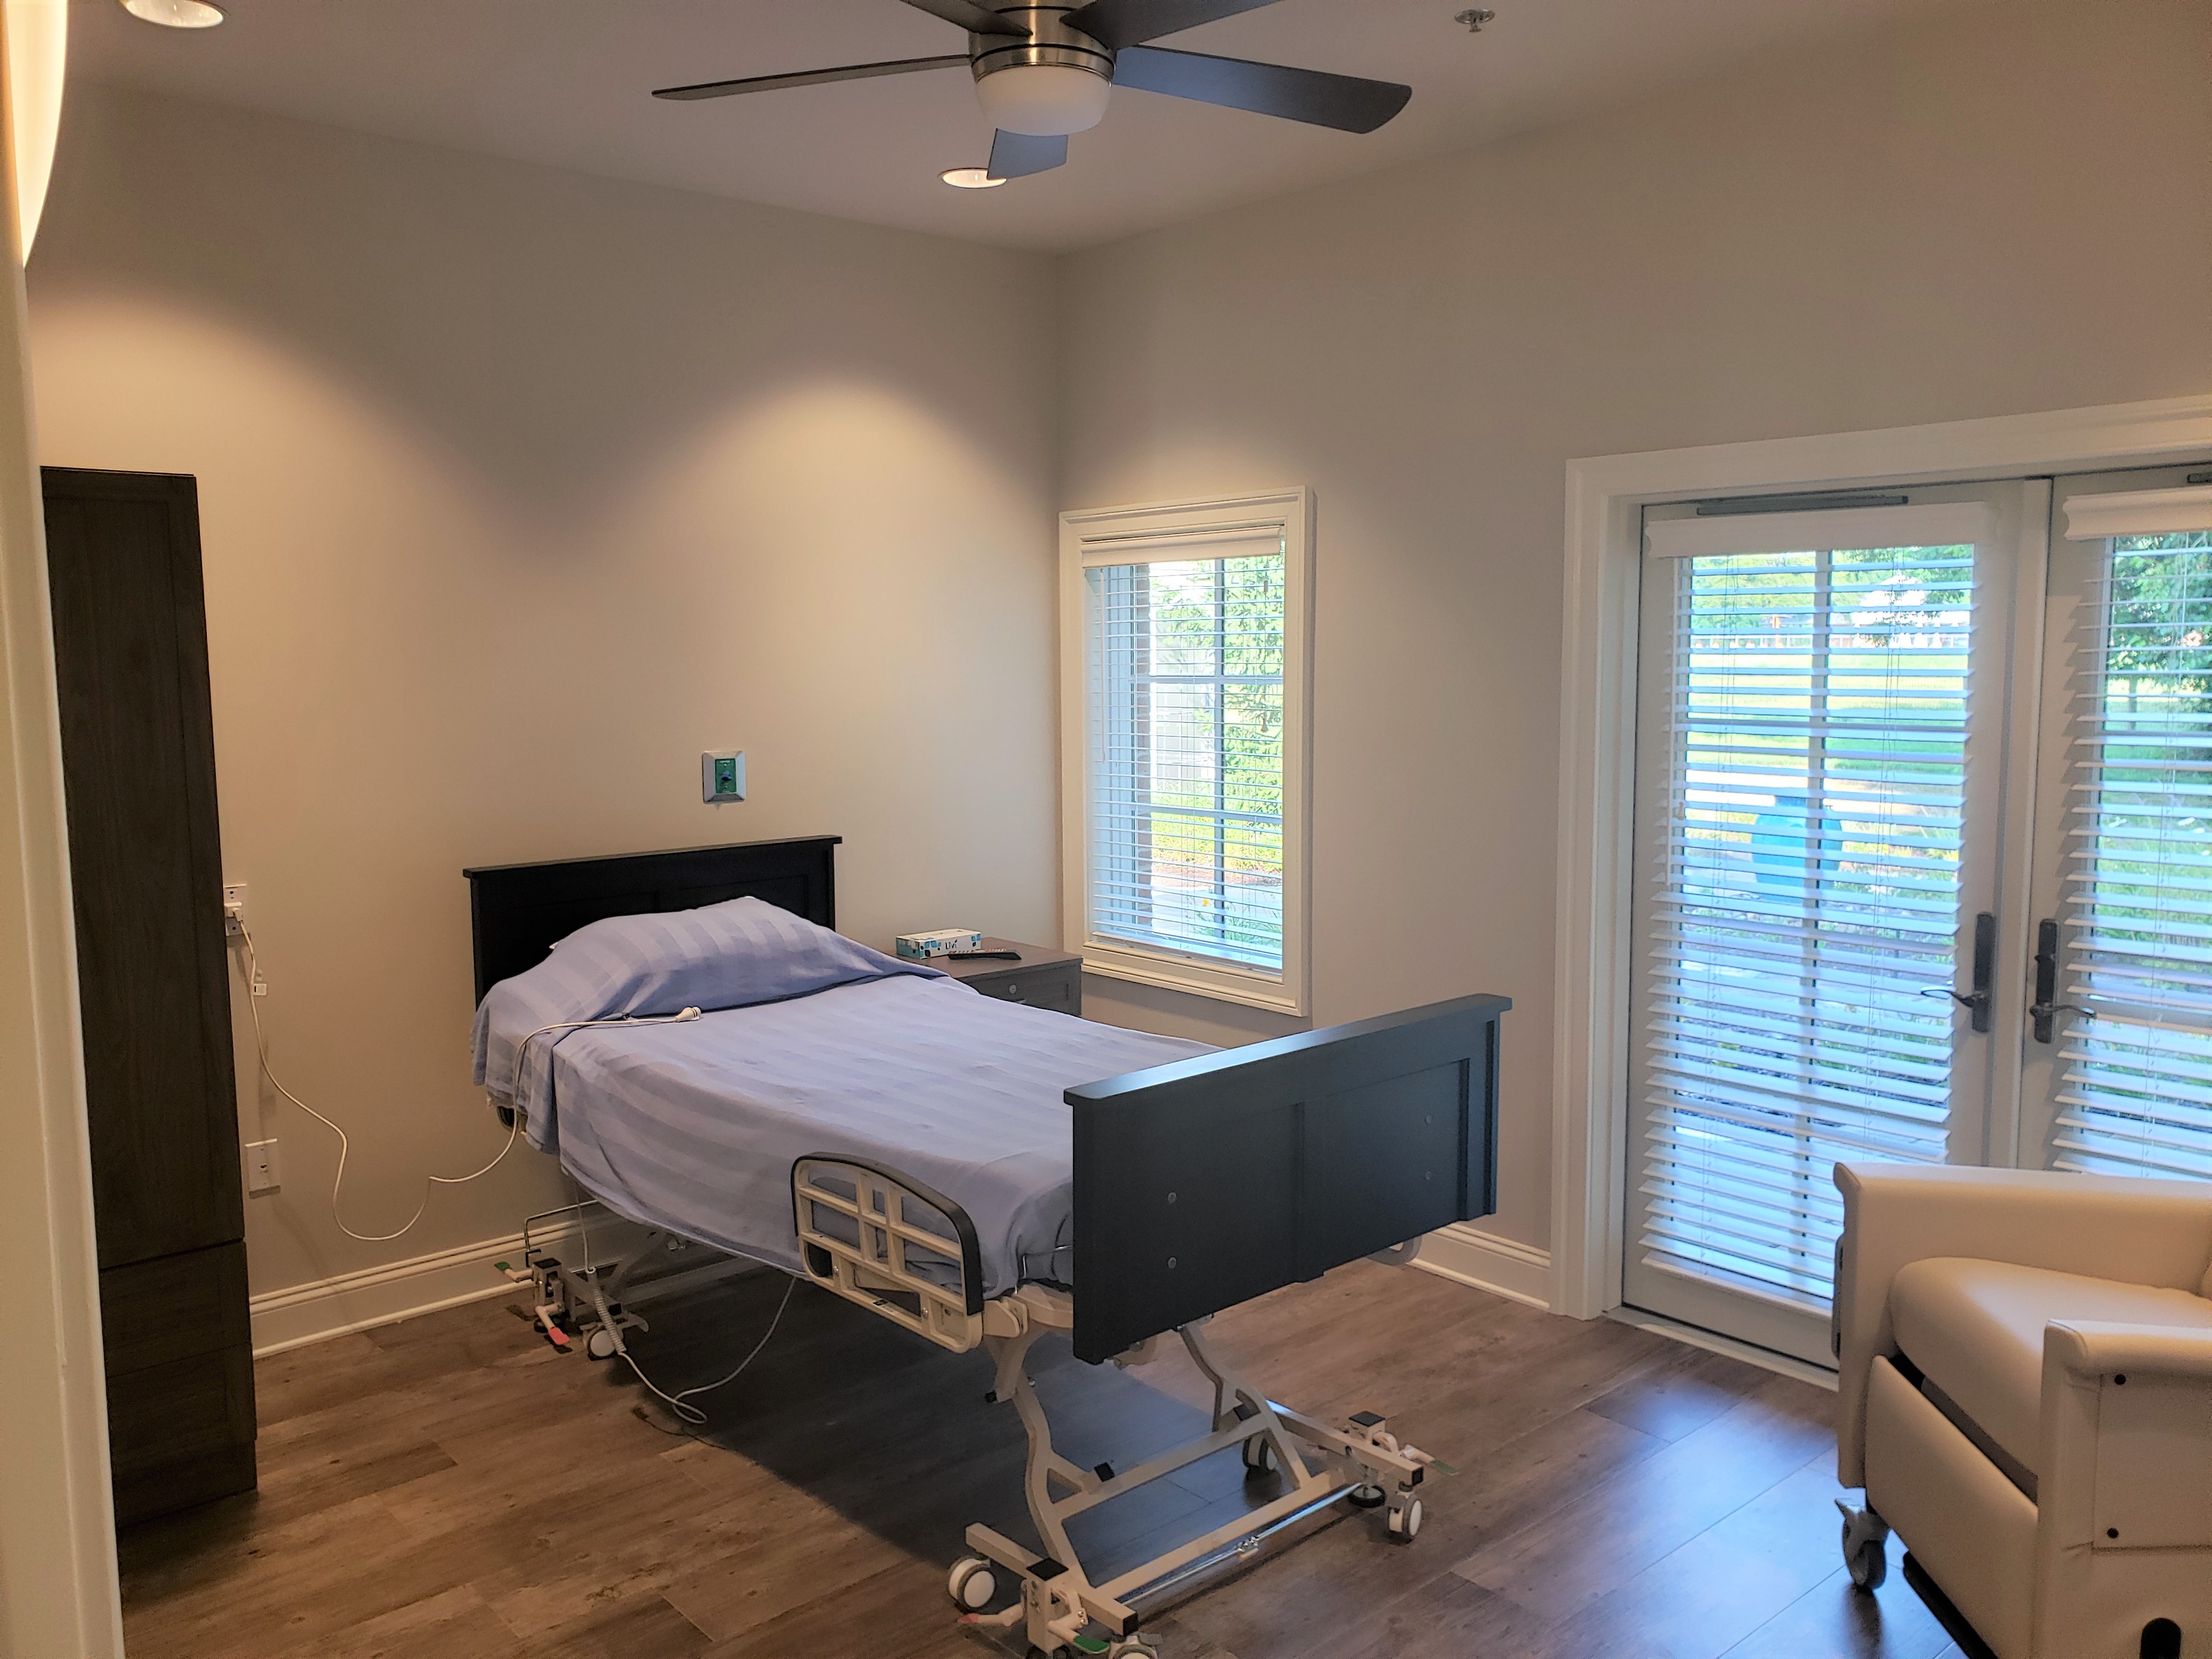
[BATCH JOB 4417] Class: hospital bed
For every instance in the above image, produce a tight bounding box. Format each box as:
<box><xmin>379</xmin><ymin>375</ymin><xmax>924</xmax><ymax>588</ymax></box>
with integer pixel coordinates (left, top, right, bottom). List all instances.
<box><xmin>464</xmin><ymin>836</ymin><xmax>1508</xmax><ymax>1657</ymax></box>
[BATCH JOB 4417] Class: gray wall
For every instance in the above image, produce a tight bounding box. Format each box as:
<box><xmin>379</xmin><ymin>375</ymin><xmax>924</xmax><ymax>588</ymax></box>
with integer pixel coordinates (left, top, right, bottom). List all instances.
<box><xmin>27</xmin><ymin>86</ymin><xmax>1064</xmax><ymax>1295</ymax></box>
<box><xmin>1058</xmin><ymin>0</ymin><xmax>2212</xmax><ymax>1248</ymax></box>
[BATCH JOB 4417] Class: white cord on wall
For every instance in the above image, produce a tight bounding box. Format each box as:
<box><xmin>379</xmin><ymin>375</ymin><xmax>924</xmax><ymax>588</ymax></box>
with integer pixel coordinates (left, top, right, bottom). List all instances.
<box><xmin>236</xmin><ymin>926</ymin><xmax>777</xmax><ymax>1408</ymax></box>
<box><xmin>234</xmin><ymin>927</ymin><xmax>700</xmax><ymax>1245</ymax></box>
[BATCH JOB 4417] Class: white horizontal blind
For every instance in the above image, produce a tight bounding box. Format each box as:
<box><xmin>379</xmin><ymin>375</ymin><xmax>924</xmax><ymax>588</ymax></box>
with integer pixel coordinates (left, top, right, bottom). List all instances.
<box><xmin>1086</xmin><ymin>546</ymin><xmax>1286</xmax><ymax>973</ymax></box>
<box><xmin>1640</xmin><ymin>538</ymin><xmax>1975</xmax><ymax>1307</ymax></box>
<box><xmin>2054</xmin><ymin>528</ymin><xmax>2212</xmax><ymax>1181</ymax></box>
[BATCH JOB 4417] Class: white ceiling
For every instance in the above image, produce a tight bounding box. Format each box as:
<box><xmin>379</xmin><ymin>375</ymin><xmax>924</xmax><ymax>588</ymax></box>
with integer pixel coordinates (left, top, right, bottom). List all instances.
<box><xmin>67</xmin><ymin>0</ymin><xmax>1941</xmax><ymax>252</ymax></box>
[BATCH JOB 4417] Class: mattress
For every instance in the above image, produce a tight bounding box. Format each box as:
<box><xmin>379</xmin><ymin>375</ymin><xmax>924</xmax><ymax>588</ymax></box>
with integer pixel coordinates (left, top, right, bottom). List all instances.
<box><xmin>503</xmin><ymin>973</ymin><xmax>1211</xmax><ymax>1297</ymax></box>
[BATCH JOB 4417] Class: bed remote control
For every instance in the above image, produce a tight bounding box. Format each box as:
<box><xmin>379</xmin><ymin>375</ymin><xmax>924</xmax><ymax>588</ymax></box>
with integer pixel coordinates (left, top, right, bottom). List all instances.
<box><xmin>947</xmin><ymin>950</ymin><xmax>1022</xmax><ymax>961</ymax></box>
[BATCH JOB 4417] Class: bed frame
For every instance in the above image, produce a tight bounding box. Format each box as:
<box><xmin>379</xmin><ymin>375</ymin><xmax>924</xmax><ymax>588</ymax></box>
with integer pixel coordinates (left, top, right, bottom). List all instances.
<box><xmin>465</xmin><ymin>837</ymin><xmax>1508</xmax><ymax>1659</ymax></box>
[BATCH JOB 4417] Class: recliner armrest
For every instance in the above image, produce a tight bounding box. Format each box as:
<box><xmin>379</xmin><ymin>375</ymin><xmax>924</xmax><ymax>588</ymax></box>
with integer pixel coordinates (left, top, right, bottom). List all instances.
<box><xmin>2042</xmin><ymin>1318</ymin><xmax>2212</xmax><ymax>1384</ymax></box>
<box><xmin>2035</xmin><ymin>1317</ymin><xmax>2212</xmax><ymax>1637</ymax></box>
<box><xmin>1832</xmin><ymin>1163</ymin><xmax>2212</xmax><ymax>1486</ymax></box>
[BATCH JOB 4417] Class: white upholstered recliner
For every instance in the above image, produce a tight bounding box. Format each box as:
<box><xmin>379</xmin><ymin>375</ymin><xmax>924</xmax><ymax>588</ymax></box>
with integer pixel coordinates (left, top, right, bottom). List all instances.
<box><xmin>1833</xmin><ymin>1163</ymin><xmax>2212</xmax><ymax>1659</ymax></box>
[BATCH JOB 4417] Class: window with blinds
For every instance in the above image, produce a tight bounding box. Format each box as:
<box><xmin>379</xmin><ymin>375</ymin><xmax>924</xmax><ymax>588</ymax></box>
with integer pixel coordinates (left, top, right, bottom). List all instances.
<box><xmin>1085</xmin><ymin>550</ymin><xmax>1286</xmax><ymax>972</ymax></box>
<box><xmin>1638</xmin><ymin>537</ymin><xmax>1976</xmax><ymax>1307</ymax></box>
<box><xmin>2055</xmin><ymin>527</ymin><xmax>2212</xmax><ymax>1181</ymax></box>
<box><xmin>1062</xmin><ymin>490</ymin><xmax>1310</xmax><ymax>1015</ymax></box>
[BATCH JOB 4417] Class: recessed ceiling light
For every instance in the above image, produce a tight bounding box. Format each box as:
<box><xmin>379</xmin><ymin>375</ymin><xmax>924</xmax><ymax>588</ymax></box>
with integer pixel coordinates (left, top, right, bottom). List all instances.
<box><xmin>121</xmin><ymin>0</ymin><xmax>226</xmax><ymax>29</ymax></box>
<box><xmin>939</xmin><ymin>168</ymin><xmax>1006</xmax><ymax>191</ymax></box>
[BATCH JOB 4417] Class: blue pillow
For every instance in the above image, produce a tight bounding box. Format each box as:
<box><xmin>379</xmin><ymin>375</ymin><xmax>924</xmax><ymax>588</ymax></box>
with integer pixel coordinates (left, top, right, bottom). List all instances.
<box><xmin>471</xmin><ymin>896</ymin><xmax>943</xmax><ymax>1118</ymax></box>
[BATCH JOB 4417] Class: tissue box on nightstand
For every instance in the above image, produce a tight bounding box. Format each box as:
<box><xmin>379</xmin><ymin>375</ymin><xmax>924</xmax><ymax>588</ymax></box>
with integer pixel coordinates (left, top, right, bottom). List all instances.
<box><xmin>895</xmin><ymin>928</ymin><xmax>983</xmax><ymax>961</ymax></box>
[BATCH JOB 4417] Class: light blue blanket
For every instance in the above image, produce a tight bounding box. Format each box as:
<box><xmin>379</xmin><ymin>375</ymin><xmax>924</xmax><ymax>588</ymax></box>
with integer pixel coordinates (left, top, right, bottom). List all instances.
<box><xmin>473</xmin><ymin>896</ymin><xmax>946</xmax><ymax>1120</ymax></box>
<box><xmin>472</xmin><ymin>901</ymin><xmax>1210</xmax><ymax>1295</ymax></box>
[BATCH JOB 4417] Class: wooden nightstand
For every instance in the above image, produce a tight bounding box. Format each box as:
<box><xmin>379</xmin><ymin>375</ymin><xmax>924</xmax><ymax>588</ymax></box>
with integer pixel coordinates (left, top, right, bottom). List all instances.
<box><xmin>924</xmin><ymin>938</ymin><xmax>1083</xmax><ymax>1017</ymax></box>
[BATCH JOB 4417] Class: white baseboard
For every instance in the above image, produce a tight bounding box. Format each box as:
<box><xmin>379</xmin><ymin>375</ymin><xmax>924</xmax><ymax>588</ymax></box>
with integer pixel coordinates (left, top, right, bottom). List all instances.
<box><xmin>249</xmin><ymin>1213</ymin><xmax>650</xmax><ymax>1358</ymax></box>
<box><xmin>1412</xmin><ymin>1222</ymin><xmax>1554</xmax><ymax>1310</ymax></box>
<box><xmin>255</xmin><ymin>1215</ymin><xmax>1556</xmax><ymax>1358</ymax></box>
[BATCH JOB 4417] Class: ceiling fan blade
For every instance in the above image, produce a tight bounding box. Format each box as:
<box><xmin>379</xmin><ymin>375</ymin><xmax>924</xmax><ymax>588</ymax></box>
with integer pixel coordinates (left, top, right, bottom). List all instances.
<box><xmin>1111</xmin><ymin>46</ymin><xmax>1409</xmax><ymax>133</ymax></box>
<box><xmin>653</xmin><ymin>55</ymin><xmax>968</xmax><ymax>101</ymax></box>
<box><xmin>988</xmin><ymin>130</ymin><xmax>1069</xmax><ymax>179</ymax></box>
<box><xmin>1062</xmin><ymin>0</ymin><xmax>1286</xmax><ymax>50</ymax></box>
<box><xmin>898</xmin><ymin>0</ymin><xmax>1031</xmax><ymax>37</ymax></box>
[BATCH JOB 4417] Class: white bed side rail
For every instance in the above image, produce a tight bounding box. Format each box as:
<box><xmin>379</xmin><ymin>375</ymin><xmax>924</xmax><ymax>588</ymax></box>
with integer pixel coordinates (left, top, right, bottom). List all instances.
<box><xmin>793</xmin><ymin>1155</ymin><xmax>989</xmax><ymax>1353</ymax></box>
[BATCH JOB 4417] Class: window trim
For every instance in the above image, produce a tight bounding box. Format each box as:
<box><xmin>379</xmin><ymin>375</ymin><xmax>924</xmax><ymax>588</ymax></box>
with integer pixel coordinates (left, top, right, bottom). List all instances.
<box><xmin>1554</xmin><ymin>396</ymin><xmax>2212</xmax><ymax>1326</ymax></box>
<box><xmin>1060</xmin><ymin>488</ymin><xmax>1313</xmax><ymax>1016</ymax></box>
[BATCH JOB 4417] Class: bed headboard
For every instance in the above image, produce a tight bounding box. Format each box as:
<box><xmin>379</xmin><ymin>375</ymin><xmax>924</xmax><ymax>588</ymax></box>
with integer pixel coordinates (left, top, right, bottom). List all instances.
<box><xmin>461</xmin><ymin>836</ymin><xmax>842</xmax><ymax>1005</ymax></box>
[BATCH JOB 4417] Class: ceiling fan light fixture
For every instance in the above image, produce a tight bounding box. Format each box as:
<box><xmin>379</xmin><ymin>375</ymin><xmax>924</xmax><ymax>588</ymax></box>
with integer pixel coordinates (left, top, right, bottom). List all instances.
<box><xmin>651</xmin><ymin>0</ymin><xmax>1417</xmax><ymax>182</ymax></box>
<box><xmin>974</xmin><ymin>63</ymin><xmax>1111</xmax><ymax>137</ymax></box>
<box><xmin>939</xmin><ymin>167</ymin><xmax>1007</xmax><ymax>190</ymax></box>
<box><xmin>120</xmin><ymin>0</ymin><xmax>225</xmax><ymax>27</ymax></box>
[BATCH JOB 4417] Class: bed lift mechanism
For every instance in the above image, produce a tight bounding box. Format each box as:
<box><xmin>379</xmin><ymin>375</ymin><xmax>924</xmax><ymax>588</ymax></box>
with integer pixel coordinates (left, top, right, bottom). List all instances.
<box><xmin>793</xmin><ymin>1157</ymin><xmax>1438</xmax><ymax>1657</ymax></box>
<box><xmin>504</xmin><ymin>1197</ymin><xmax>751</xmax><ymax>1360</ymax></box>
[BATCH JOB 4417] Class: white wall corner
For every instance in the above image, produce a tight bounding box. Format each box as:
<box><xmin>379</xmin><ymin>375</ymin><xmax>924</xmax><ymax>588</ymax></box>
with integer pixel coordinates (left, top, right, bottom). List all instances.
<box><xmin>1413</xmin><ymin>1223</ymin><xmax>1554</xmax><ymax>1311</ymax></box>
<box><xmin>0</xmin><ymin>8</ymin><xmax>123</xmax><ymax>1650</ymax></box>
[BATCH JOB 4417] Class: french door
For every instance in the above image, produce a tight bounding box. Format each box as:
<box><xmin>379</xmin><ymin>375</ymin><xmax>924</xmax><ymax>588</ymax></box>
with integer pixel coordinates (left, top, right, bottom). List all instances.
<box><xmin>1626</xmin><ymin>483</ymin><xmax>2047</xmax><ymax>1367</ymax></box>
<box><xmin>2019</xmin><ymin>467</ymin><xmax>2212</xmax><ymax>1182</ymax></box>
<box><xmin>1627</xmin><ymin>466</ymin><xmax>2212</xmax><ymax>1365</ymax></box>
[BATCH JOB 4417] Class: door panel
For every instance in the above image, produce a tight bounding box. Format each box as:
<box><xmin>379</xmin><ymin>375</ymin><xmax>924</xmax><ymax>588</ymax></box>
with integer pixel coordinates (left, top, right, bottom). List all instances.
<box><xmin>2023</xmin><ymin>468</ymin><xmax>2212</xmax><ymax>1181</ymax></box>
<box><xmin>1626</xmin><ymin>485</ymin><xmax>2044</xmax><ymax>1365</ymax></box>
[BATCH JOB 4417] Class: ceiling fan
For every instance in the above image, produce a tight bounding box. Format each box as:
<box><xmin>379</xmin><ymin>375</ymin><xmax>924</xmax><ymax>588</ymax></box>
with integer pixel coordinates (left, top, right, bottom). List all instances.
<box><xmin>652</xmin><ymin>1</ymin><xmax>1413</xmax><ymax>182</ymax></box>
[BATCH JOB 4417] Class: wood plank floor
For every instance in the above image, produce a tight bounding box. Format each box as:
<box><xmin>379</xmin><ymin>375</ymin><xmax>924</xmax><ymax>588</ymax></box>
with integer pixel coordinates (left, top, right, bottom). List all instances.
<box><xmin>120</xmin><ymin>1261</ymin><xmax>1969</xmax><ymax>1658</ymax></box>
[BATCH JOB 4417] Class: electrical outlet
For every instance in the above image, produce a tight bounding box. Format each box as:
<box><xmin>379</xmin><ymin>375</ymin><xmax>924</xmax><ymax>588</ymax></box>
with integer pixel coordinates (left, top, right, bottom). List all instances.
<box><xmin>223</xmin><ymin>882</ymin><xmax>247</xmax><ymax>938</ymax></box>
<box><xmin>245</xmin><ymin>1138</ymin><xmax>280</xmax><ymax>1194</ymax></box>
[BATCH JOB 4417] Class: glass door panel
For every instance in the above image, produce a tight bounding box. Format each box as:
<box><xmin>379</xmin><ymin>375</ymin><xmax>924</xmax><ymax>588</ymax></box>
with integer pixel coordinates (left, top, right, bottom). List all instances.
<box><xmin>1626</xmin><ymin>486</ymin><xmax>2042</xmax><ymax>1365</ymax></box>
<box><xmin>2023</xmin><ymin>469</ymin><xmax>2212</xmax><ymax>1181</ymax></box>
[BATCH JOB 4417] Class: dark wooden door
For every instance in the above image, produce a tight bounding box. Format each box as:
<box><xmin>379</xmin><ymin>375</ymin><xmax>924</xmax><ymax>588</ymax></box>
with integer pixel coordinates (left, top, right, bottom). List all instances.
<box><xmin>43</xmin><ymin>467</ymin><xmax>241</xmax><ymax>1268</ymax></box>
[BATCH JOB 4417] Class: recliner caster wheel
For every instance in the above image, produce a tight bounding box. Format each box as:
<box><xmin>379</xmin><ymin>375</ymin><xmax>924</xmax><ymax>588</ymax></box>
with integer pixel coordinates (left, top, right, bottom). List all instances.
<box><xmin>584</xmin><ymin>1328</ymin><xmax>619</xmax><ymax>1361</ymax></box>
<box><xmin>1843</xmin><ymin>1530</ymin><xmax>1886</xmax><ymax>1589</ymax></box>
<box><xmin>1241</xmin><ymin>1434</ymin><xmax>1278</xmax><ymax>1477</ymax></box>
<box><xmin>1347</xmin><ymin>1483</ymin><xmax>1387</xmax><ymax>1509</ymax></box>
<box><xmin>1836</xmin><ymin>1500</ymin><xmax>1889</xmax><ymax>1590</ymax></box>
<box><xmin>1386</xmin><ymin>1497</ymin><xmax>1423</xmax><ymax>1542</ymax></box>
<box><xmin>946</xmin><ymin>1555</ymin><xmax>997</xmax><ymax>1611</ymax></box>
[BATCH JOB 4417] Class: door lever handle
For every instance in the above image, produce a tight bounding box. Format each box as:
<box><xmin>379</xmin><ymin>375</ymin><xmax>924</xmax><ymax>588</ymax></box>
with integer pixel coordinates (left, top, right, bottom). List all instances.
<box><xmin>2029</xmin><ymin>917</ymin><xmax>2091</xmax><ymax>1044</ymax></box>
<box><xmin>1920</xmin><ymin>911</ymin><xmax>1996</xmax><ymax>1034</ymax></box>
<box><xmin>1920</xmin><ymin>984</ymin><xmax>1990</xmax><ymax>1018</ymax></box>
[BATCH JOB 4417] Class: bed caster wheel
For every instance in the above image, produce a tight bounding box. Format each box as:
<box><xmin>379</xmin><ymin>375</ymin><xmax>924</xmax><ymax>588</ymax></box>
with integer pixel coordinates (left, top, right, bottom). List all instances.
<box><xmin>1347</xmin><ymin>1483</ymin><xmax>1387</xmax><ymax>1509</ymax></box>
<box><xmin>1385</xmin><ymin>1496</ymin><xmax>1423</xmax><ymax>1542</ymax></box>
<box><xmin>1837</xmin><ymin>1500</ymin><xmax>1889</xmax><ymax>1590</ymax></box>
<box><xmin>1241</xmin><ymin>1434</ymin><xmax>1278</xmax><ymax>1477</ymax></box>
<box><xmin>584</xmin><ymin>1328</ymin><xmax>620</xmax><ymax>1361</ymax></box>
<box><xmin>946</xmin><ymin>1555</ymin><xmax>997</xmax><ymax>1611</ymax></box>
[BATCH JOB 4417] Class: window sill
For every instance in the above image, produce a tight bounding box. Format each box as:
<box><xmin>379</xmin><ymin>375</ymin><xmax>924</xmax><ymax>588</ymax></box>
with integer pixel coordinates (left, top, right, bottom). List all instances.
<box><xmin>1078</xmin><ymin>947</ymin><xmax>1308</xmax><ymax>1017</ymax></box>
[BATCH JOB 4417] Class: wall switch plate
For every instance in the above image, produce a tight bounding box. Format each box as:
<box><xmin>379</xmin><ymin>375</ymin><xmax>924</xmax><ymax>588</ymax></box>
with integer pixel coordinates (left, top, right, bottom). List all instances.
<box><xmin>245</xmin><ymin>1138</ymin><xmax>280</xmax><ymax>1194</ymax></box>
<box><xmin>223</xmin><ymin>882</ymin><xmax>247</xmax><ymax>937</ymax></box>
<box><xmin>702</xmin><ymin>751</ymin><xmax>747</xmax><ymax>804</ymax></box>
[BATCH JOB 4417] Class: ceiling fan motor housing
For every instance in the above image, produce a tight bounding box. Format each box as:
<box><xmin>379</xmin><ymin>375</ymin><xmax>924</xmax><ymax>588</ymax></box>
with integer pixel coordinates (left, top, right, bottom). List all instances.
<box><xmin>970</xmin><ymin>4</ymin><xmax>1115</xmax><ymax>135</ymax></box>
